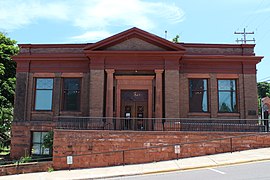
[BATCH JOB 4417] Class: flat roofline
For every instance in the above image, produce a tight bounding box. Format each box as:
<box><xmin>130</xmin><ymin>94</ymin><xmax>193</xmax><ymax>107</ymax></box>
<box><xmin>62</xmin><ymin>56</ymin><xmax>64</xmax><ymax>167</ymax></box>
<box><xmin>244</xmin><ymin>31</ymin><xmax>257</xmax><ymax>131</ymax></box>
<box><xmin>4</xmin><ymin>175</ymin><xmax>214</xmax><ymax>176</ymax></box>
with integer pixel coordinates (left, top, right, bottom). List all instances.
<box><xmin>18</xmin><ymin>43</ymin><xmax>92</xmax><ymax>48</ymax></box>
<box><xmin>18</xmin><ymin>42</ymin><xmax>256</xmax><ymax>49</ymax></box>
<box><xmin>179</xmin><ymin>42</ymin><xmax>255</xmax><ymax>48</ymax></box>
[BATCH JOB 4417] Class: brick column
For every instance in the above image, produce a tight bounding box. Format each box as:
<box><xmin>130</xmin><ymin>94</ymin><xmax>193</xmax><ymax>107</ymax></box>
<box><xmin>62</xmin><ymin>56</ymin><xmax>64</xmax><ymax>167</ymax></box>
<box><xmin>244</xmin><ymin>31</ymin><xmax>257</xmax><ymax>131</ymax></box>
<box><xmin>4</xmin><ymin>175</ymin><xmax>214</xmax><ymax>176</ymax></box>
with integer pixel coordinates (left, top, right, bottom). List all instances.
<box><xmin>165</xmin><ymin>70</ymin><xmax>180</xmax><ymax>118</ymax></box>
<box><xmin>105</xmin><ymin>69</ymin><xmax>115</xmax><ymax>129</ymax></box>
<box><xmin>210</xmin><ymin>74</ymin><xmax>218</xmax><ymax>118</ymax></box>
<box><xmin>155</xmin><ymin>69</ymin><xmax>164</xmax><ymax>118</ymax></box>
<box><xmin>105</xmin><ymin>69</ymin><xmax>115</xmax><ymax>117</ymax></box>
<box><xmin>243</xmin><ymin>74</ymin><xmax>258</xmax><ymax>119</ymax></box>
<box><xmin>14</xmin><ymin>72</ymin><xmax>28</xmax><ymax>121</ymax></box>
<box><xmin>89</xmin><ymin>70</ymin><xmax>104</xmax><ymax>117</ymax></box>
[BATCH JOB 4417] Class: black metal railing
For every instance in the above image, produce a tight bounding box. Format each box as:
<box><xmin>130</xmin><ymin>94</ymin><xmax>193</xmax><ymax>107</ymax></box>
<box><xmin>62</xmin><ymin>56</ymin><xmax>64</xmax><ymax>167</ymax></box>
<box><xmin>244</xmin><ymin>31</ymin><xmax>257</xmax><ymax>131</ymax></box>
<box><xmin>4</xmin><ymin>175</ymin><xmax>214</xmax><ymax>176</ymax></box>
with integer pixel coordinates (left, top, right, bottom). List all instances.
<box><xmin>56</xmin><ymin>117</ymin><xmax>268</xmax><ymax>132</ymax></box>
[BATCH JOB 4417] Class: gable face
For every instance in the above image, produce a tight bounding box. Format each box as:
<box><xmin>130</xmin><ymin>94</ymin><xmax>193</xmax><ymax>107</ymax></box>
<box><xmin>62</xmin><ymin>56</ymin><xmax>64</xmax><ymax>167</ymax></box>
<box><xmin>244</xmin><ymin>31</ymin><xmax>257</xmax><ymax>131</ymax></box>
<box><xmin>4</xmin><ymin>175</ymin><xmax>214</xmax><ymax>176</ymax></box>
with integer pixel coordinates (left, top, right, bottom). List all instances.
<box><xmin>84</xmin><ymin>27</ymin><xmax>186</xmax><ymax>51</ymax></box>
<box><xmin>105</xmin><ymin>38</ymin><xmax>166</xmax><ymax>51</ymax></box>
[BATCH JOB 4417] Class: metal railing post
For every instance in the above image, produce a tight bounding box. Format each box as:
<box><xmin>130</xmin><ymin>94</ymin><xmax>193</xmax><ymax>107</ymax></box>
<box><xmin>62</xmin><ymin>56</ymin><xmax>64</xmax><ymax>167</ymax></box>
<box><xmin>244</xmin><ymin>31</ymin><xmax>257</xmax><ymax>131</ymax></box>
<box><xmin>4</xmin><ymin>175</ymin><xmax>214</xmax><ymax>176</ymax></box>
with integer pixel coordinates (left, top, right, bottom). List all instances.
<box><xmin>122</xmin><ymin>151</ymin><xmax>125</xmax><ymax>166</ymax></box>
<box><xmin>230</xmin><ymin>137</ymin><xmax>233</xmax><ymax>153</ymax></box>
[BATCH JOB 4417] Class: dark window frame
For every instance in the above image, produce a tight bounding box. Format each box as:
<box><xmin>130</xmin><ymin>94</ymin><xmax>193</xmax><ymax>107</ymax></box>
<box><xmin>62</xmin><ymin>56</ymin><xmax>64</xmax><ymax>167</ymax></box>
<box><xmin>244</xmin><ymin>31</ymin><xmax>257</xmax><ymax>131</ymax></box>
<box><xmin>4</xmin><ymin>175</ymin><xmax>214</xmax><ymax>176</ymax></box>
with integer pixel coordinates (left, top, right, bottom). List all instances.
<box><xmin>61</xmin><ymin>78</ymin><xmax>81</xmax><ymax>111</ymax></box>
<box><xmin>31</xmin><ymin>131</ymin><xmax>49</xmax><ymax>156</ymax></box>
<box><xmin>217</xmin><ymin>79</ymin><xmax>238</xmax><ymax>113</ymax></box>
<box><xmin>188</xmin><ymin>78</ymin><xmax>209</xmax><ymax>113</ymax></box>
<box><xmin>33</xmin><ymin>78</ymin><xmax>54</xmax><ymax>111</ymax></box>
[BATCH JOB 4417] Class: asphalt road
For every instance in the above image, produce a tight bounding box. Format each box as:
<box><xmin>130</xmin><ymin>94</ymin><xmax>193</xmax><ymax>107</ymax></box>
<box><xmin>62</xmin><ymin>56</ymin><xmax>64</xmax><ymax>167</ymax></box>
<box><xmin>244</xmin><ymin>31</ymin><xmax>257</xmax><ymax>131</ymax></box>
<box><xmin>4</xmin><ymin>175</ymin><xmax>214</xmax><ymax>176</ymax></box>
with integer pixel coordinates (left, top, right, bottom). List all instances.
<box><xmin>106</xmin><ymin>160</ymin><xmax>270</xmax><ymax>180</ymax></box>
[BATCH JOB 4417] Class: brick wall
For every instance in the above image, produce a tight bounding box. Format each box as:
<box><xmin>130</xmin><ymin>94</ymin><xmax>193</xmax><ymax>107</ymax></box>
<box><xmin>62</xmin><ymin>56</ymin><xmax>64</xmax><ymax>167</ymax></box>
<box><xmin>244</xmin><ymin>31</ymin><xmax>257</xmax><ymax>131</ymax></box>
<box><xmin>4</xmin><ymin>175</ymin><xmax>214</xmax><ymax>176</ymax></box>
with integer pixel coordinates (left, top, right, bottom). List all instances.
<box><xmin>179</xmin><ymin>73</ymin><xmax>188</xmax><ymax>117</ymax></box>
<box><xmin>14</xmin><ymin>72</ymin><xmax>28</xmax><ymax>121</ymax></box>
<box><xmin>89</xmin><ymin>70</ymin><xmax>104</xmax><ymax>117</ymax></box>
<box><xmin>165</xmin><ymin>70</ymin><xmax>180</xmax><ymax>118</ymax></box>
<box><xmin>0</xmin><ymin>161</ymin><xmax>53</xmax><ymax>176</ymax></box>
<box><xmin>10</xmin><ymin>122</ymin><xmax>55</xmax><ymax>159</ymax></box>
<box><xmin>105</xmin><ymin>38</ymin><xmax>165</xmax><ymax>51</ymax></box>
<box><xmin>53</xmin><ymin>130</ymin><xmax>270</xmax><ymax>170</ymax></box>
<box><xmin>183</xmin><ymin>46</ymin><xmax>254</xmax><ymax>56</ymax></box>
<box><xmin>243</xmin><ymin>74</ymin><xmax>259</xmax><ymax>118</ymax></box>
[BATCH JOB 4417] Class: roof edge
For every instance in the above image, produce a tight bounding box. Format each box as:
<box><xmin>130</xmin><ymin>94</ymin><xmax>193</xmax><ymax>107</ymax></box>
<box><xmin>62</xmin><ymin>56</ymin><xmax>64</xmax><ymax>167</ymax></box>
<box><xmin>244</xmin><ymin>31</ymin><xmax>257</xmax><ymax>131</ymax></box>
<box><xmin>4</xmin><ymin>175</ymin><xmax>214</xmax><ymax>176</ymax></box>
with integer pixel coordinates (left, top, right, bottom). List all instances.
<box><xmin>84</xmin><ymin>27</ymin><xmax>186</xmax><ymax>51</ymax></box>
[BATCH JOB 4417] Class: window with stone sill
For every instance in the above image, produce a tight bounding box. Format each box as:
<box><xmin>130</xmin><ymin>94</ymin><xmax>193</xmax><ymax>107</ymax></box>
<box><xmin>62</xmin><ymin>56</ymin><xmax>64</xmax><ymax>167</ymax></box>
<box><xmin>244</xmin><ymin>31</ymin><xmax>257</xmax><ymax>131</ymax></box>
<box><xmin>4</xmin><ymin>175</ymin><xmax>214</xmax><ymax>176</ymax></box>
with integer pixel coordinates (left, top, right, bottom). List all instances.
<box><xmin>34</xmin><ymin>78</ymin><xmax>53</xmax><ymax>110</ymax></box>
<box><xmin>62</xmin><ymin>78</ymin><xmax>81</xmax><ymax>111</ymax></box>
<box><xmin>189</xmin><ymin>79</ymin><xmax>209</xmax><ymax>112</ymax></box>
<box><xmin>218</xmin><ymin>79</ymin><xmax>238</xmax><ymax>113</ymax></box>
<box><xmin>32</xmin><ymin>131</ymin><xmax>50</xmax><ymax>155</ymax></box>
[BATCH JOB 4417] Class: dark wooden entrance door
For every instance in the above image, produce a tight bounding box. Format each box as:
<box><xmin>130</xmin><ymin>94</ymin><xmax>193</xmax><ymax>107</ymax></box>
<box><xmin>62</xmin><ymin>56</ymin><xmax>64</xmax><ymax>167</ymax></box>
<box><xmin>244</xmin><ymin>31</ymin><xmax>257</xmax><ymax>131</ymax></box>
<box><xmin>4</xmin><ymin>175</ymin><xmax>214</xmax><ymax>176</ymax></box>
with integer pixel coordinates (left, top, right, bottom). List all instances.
<box><xmin>121</xmin><ymin>90</ymin><xmax>148</xmax><ymax>130</ymax></box>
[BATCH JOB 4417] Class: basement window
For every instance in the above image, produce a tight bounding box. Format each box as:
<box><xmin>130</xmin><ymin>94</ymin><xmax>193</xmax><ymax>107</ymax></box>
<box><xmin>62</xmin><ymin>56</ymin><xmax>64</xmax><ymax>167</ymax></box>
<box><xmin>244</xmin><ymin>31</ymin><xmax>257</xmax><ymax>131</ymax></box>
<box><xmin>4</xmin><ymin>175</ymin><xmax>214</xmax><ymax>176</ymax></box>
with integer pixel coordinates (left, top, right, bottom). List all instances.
<box><xmin>31</xmin><ymin>131</ymin><xmax>50</xmax><ymax>155</ymax></box>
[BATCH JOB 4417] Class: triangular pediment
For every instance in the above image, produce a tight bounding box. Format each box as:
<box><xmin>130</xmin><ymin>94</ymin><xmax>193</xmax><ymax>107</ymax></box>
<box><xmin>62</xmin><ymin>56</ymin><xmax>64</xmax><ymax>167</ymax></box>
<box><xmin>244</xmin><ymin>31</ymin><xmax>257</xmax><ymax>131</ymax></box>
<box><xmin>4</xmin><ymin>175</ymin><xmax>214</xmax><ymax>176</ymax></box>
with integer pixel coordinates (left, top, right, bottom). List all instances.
<box><xmin>105</xmin><ymin>37</ymin><xmax>166</xmax><ymax>51</ymax></box>
<box><xmin>84</xmin><ymin>27</ymin><xmax>185</xmax><ymax>52</ymax></box>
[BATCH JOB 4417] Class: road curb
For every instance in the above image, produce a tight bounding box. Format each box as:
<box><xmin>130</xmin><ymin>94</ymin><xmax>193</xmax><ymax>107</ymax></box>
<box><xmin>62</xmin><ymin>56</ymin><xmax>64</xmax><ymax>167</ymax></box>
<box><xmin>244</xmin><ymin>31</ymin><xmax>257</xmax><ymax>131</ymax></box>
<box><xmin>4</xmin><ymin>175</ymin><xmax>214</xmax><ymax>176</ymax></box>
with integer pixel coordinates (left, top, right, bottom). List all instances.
<box><xmin>90</xmin><ymin>158</ymin><xmax>270</xmax><ymax>179</ymax></box>
<box><xmin>142</xmin><ymin>158</ymin><xmax>270</xmax><ymax>176</ymax></box>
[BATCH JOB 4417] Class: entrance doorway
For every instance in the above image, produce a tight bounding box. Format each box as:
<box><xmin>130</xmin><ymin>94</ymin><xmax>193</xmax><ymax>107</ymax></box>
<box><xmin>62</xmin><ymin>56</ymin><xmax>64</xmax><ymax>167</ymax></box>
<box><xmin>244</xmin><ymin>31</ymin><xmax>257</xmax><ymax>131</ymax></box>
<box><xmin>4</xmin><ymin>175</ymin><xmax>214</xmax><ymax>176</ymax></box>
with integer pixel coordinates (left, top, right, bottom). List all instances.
<box><xmin>121</xmin><ymin>90</ymin><xmax>148</xmax><ymax>130</ymax></box>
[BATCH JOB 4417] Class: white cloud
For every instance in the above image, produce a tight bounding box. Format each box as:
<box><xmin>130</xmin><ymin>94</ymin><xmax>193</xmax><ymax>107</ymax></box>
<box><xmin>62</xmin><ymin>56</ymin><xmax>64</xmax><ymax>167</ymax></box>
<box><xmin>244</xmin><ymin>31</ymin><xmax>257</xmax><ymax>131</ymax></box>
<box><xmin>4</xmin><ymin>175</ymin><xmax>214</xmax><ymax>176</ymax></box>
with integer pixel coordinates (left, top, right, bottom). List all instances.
<box><xmin>70</xmin><ymin>30</ymin><xmax>113</xmax><ymax>42</ymax></box>
<box><xmin>0</xmin><ymin>0</ymin><xmax>185</xmax><ymax>41</ymax></box>
<box><xmin>70</xmin><ymin>0</ymin><xmax>184</xmax><ymax>30</ymax></box>
<box><xmin>0</xmin><ymin>0</ymin><xmax>68</xmax><ymax>31</ymax></box>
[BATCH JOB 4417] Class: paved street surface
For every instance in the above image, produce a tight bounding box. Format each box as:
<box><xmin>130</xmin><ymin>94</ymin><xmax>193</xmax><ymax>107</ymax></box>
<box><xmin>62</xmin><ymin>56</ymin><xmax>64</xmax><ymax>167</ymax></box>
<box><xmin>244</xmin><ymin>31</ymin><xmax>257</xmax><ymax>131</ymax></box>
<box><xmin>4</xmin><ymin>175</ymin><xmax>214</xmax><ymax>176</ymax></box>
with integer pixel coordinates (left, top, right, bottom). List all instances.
<box><xmin>1</xmin><ymin>147</ymin><xmax>270</xmax><ymax>180</ymax></box>
<box><xmin>108</xmin><ymin>160</ymin><xmax>270</xmax><ymax>180</ymax></box>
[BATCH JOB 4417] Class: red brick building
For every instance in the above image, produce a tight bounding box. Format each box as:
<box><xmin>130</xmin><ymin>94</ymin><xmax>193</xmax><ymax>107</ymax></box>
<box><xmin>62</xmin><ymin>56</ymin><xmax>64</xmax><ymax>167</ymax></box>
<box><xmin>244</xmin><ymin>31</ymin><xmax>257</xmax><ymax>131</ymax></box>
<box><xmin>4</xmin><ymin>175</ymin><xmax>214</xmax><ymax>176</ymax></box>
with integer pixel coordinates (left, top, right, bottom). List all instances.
<box><xmin>11</xmin><ymin>27</ymin><xmax>263</xmax><ymax>159</ymax></box>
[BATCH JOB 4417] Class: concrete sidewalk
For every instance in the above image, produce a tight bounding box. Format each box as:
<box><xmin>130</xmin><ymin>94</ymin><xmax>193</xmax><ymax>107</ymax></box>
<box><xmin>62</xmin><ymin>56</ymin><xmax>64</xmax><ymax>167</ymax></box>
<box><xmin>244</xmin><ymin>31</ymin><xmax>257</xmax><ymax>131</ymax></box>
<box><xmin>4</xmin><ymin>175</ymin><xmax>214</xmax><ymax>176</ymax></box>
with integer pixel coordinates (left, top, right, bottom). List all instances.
<box><xmin>1</xmin><ymin>147</ymin><xmax>270</xmax><ymax>180</ymax></box>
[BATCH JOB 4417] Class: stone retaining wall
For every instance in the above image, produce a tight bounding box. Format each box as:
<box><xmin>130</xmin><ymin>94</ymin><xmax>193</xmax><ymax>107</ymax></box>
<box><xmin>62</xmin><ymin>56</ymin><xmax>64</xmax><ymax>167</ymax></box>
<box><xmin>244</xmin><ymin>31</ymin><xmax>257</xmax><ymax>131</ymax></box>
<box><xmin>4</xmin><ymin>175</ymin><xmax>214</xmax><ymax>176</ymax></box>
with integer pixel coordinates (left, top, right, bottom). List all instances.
<box><xmin>0</xmin><ymin>161</ymin><xmax>53</xmax><ymax>176</ymax></box>
<box><xmin>53</xmin><ymin>130</ymin><xmax>270</xmax><ymax>170</ymax></box>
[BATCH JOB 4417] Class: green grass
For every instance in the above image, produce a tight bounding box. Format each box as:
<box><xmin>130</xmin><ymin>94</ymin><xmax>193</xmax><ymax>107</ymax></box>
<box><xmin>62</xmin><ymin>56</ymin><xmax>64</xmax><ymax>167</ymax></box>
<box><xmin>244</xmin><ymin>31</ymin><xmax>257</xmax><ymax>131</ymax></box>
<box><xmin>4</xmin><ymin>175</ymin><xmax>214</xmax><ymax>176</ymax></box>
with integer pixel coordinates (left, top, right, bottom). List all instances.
<box><xmin>0</xmin><ymin>147</ymin><xmax>10</xmax><ymax>155</ymax></box>
<box><xmin>47</xmin><ymin>167</ymin><xmax>54</xmax><ymax>172</ymax></box>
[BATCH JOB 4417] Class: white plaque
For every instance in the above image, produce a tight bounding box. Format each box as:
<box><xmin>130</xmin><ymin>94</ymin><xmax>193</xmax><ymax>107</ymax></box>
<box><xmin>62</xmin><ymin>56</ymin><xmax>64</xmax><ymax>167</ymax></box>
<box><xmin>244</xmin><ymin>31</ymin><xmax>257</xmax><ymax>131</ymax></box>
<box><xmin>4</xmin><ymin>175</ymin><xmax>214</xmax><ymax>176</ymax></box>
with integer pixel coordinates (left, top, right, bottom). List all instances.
<box><xmin>67</xmin><ymin>156</ymin><xmax>73</xmax><ymax>164</ymax></box>
<box><xmin>174</xmin><ymin>145</ymin><xmax>180</xmax><ymax>154</ymax></box>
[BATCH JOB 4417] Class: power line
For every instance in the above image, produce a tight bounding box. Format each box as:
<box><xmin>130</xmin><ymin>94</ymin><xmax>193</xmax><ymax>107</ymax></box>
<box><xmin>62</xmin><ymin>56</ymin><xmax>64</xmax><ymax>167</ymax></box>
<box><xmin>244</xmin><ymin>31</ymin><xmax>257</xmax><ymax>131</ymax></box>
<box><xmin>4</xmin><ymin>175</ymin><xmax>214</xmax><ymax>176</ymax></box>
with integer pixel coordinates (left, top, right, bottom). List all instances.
<box><xmin>245</xmin><ymin>0</ymin><xmax>267</xmax><ymax>29</ymax></box>
<box><xmin>258</xmin><ymin>76</ymin><xmax>270</xmax><ymax>82</ymax></box>
<box><xmin>259</xmin><ymin>76</ymin><xmax>270</xmax><ymax>81</ymax></box>
<box><xmin>234</xmin><ymin>0</ymin><xmax>269</xmax><ymax>44</ymax></box>
<box><xmin>236</xmin><ymin>0</ymin><xmax>267</xmax><ymax>30</ymax></box>
<box><xmin>259</xmin><ymin>80</ymin><xmax>270</xmax><ymax>83</ymax></box>
<box><xmin>234</xmin><ymin>28</ymin><xmax>255</xmax><ymax>44</ymax></box>
<box><xmin>257</xmin><ymin>29</ymin><xmax>270</xmax><ymax>44</ymax></box>
<box><xmin>261</xmin><ymin>79</ymin><xmax>270</xmax><ymax>82</ymax></box>
<box><xmin>254</xmin><ymin>14</ymin><xmax>270</xmax><ymax>43</ymax></box>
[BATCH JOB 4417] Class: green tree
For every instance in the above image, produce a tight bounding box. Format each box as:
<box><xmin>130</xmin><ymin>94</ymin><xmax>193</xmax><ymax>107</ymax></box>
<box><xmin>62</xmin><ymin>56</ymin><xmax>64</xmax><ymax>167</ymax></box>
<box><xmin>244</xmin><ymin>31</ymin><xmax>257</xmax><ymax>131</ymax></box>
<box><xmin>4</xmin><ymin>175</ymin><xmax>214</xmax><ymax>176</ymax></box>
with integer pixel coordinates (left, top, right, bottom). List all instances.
<box><xmin>43</xmin><ymin>131</ymin><xmax>54</xmax><ymax>156</ymax></box>
<box><xmin>257</xmin><ymin>82</ymin><xmax>270</xmax><ymax>116</ymax></box>
<box><xmin>257</xmin><ymin>82</ymin><xmax>270</xmax><ymax>99</ymax></box>
<box><xmin>0</xmin><ymin>32</ymin><xmax>19</xmax><ymax>149</ymax></box>
<box><xmin>172</xmin><ymin>35</ymin><xmax>180</xmax><ymax>43</ymax></box>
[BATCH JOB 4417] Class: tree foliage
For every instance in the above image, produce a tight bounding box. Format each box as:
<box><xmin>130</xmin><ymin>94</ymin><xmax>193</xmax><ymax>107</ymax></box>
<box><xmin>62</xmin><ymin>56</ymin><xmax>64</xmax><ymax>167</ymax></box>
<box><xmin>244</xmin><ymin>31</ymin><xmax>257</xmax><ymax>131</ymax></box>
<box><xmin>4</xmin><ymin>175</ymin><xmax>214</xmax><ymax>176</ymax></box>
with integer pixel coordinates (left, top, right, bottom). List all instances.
<box><xmin>172</xmin><ymin>35</ymin><xmax>180</xmax><ymax>43</ymax></box>
<box><xmin>0</xmin><ymin>32</ymin><xmax>19</xmax><ymax>148</ymax></box>
<box><xmin>257</xmin><ymin>82</ymin><xmax>270</xmax><ymax>99</ymax></box>
<box><xmin>43</xmin><ymin>131</ymin><xmax>54</xmax><ymax>156</ymax></box>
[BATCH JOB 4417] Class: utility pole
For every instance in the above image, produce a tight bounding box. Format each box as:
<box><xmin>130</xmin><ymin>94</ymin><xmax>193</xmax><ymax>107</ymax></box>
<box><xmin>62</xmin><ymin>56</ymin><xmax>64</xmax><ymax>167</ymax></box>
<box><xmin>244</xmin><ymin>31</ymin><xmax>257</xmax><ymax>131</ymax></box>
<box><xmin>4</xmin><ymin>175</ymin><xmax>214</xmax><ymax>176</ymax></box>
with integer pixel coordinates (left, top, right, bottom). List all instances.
<box><xmin>234</xmin><ymin>28</ymin><xmax>255</xmax><ymax>44</ymax></box>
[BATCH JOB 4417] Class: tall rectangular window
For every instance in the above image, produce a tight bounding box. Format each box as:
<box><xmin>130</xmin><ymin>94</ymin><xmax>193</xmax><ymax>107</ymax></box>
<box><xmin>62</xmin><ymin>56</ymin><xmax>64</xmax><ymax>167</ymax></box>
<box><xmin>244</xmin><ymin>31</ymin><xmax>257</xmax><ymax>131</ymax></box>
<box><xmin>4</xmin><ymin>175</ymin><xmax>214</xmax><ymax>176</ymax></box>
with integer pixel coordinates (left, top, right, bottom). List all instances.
<box><xmin>35</xmin><ymin>78</ymin><xmax>53</xmax><ymax>110</ymax></box>
<box><xmin>62</xmin><ymin>78</ymin><xmax>81</xmax><ymax>111</ymax></box>
<box><xmin>218</xmin><ymin>79</ymin><xmax>237</xmax><ymax>112</ymax></box>
<box><xmin>189</xmin><ymin>79</ymin><xmax>208</xmax><ymax>112</ymax></box>
<box><xmin>32</xmin><ymin>131</ymin><xmax>50</xmax><ymax>155</ymax></box>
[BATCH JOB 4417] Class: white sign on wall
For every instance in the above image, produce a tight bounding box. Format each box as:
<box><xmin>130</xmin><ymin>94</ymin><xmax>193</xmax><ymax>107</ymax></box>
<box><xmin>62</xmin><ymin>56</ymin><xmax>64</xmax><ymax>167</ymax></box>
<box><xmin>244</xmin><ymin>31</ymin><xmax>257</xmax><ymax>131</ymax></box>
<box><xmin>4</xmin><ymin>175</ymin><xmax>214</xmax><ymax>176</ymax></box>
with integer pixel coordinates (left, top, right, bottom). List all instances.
<box><xmin>67</xmin><ymin>156</ymin><xmax>73</xmax><ymax>165</ymax></box>
<box><xmin>174</xmin><ymin>145</ymin><xmax>180</xmax><ymax>154</ymax></box>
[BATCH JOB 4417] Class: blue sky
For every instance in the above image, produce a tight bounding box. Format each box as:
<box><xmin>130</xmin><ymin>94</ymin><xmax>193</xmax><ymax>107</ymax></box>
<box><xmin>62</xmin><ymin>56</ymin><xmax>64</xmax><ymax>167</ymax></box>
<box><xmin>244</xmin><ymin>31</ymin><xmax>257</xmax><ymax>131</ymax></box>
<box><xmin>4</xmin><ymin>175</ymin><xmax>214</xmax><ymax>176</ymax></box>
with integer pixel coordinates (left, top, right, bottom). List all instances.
<box><xmin>1</xmin><ymin>0</ymin><xmax>269</xmax><ymax>82</ymax></box>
